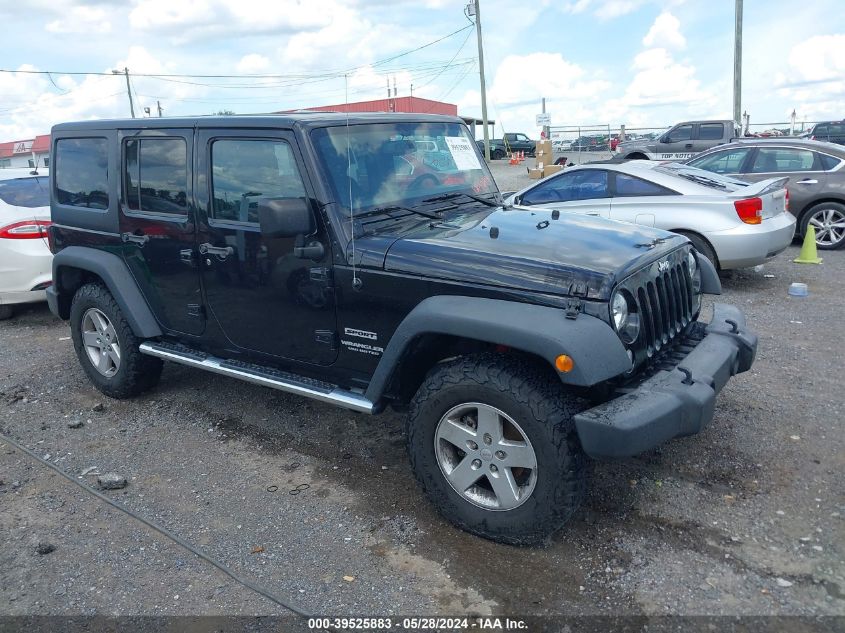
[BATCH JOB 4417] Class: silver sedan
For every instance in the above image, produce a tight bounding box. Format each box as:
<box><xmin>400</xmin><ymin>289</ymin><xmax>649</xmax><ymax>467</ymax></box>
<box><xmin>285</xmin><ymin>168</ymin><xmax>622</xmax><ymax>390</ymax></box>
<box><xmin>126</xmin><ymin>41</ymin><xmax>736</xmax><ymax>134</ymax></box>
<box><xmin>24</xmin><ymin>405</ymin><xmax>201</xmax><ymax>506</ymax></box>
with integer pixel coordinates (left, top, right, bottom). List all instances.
<box><xmin>503</xmin><ymin>161</ymin><xmax>796</xmax><ymax>270</ymax></box>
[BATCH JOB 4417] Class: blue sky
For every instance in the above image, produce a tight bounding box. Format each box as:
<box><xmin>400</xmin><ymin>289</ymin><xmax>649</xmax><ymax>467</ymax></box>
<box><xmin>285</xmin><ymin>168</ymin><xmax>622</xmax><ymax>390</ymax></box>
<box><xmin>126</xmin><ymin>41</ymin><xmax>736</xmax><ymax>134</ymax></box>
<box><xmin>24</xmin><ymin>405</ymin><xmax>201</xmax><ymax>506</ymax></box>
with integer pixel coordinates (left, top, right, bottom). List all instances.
<box><xmin>1</xmin><ymin>0</ymin><xmax>843</xmax><ymax>141</ymax></box>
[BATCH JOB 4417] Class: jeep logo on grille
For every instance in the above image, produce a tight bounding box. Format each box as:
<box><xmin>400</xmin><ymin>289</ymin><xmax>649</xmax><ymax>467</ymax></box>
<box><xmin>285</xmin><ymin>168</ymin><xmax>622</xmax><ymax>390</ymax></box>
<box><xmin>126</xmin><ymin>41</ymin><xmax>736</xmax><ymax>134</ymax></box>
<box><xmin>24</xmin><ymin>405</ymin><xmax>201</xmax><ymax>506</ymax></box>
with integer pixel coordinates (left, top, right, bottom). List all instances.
<box><xmin>657</xmin><ymin>260</ymin><xmax>670</xmax><ymax>274</ymax></box>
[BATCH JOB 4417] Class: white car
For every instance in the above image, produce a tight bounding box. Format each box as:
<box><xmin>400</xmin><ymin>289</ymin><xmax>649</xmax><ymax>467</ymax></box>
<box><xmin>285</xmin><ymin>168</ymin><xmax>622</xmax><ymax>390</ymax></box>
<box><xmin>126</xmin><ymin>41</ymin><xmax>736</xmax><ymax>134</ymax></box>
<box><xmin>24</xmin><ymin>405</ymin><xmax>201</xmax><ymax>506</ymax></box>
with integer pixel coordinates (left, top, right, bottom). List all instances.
<box><xmin>504</xmin><ymin>160</ymin><xmax>796</xmax><ymax>269</ymax></box>
<box><xmin>0</xmin><ymin>168</ymin><xmax>52</xmax><ymax>319</ymax></box>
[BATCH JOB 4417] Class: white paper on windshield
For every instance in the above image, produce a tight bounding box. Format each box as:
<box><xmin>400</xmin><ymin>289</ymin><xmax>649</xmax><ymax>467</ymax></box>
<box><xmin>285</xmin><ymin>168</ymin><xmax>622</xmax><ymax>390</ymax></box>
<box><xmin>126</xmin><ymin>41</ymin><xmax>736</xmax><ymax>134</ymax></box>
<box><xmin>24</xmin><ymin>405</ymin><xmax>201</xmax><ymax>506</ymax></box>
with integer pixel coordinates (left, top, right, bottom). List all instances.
<box><xmin>444</xmin><ymin>136</ymin><xmax>482</xmax><ymax>171</ymax></box>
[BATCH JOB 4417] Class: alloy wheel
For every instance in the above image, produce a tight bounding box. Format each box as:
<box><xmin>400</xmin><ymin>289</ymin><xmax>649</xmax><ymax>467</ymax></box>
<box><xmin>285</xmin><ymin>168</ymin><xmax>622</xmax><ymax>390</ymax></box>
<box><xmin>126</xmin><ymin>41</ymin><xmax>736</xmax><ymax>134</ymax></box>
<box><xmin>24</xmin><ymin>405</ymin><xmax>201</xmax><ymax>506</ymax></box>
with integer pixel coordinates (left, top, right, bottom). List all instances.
<box><xmin>434</xmin><ymin>402</ymin><xmax>538</xmax><ymax>511</ymax></box>
<box><xmin>81</xmin><ymin>308</ymin><xmax>121</xmax><ymax>377</ymax></box>
<box><xmin>809</xmin><ymin>207</ymin><xmax>845</xmax><ymax>247</ymax></box>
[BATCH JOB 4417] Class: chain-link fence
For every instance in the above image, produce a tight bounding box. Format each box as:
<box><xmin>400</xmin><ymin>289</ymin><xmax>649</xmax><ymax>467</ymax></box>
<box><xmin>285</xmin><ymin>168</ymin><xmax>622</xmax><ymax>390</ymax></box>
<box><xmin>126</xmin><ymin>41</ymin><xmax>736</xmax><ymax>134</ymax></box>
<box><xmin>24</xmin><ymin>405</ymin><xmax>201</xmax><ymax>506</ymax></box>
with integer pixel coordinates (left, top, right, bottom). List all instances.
<box><xmin>544</xmin><ymin>121</ymin><xmax>828</xmax><ymax>165</ymax></box>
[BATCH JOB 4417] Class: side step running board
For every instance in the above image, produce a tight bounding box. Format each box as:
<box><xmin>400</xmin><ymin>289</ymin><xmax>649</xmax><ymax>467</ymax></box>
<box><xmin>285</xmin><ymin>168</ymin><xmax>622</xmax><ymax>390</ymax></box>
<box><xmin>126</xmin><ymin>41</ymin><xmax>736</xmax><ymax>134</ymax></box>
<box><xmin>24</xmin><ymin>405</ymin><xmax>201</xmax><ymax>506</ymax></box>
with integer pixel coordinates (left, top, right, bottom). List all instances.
<box><xmin>139</xmin><ymin>341</ymin><xmax>374</xmax><ymax>414</ymax></box>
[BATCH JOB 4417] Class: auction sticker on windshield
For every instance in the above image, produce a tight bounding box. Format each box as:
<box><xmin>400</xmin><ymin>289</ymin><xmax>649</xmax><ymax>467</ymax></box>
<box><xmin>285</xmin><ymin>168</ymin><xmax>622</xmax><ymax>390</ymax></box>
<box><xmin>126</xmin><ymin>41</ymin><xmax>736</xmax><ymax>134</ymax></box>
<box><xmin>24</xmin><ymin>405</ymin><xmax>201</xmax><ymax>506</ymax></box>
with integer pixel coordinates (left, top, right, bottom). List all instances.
<box><xmin>445</xmin><ymin>136</ymin><xmax>482</xmax><ymax>171</ymax></box>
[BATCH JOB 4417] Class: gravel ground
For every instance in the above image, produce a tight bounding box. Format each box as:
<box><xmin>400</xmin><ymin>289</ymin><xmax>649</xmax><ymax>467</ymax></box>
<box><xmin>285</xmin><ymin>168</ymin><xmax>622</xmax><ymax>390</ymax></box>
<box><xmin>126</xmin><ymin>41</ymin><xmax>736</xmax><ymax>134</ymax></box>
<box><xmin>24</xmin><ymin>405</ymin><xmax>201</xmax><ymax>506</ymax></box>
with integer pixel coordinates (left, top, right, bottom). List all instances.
<box><xmin>1</xmin><ymin>166</ymin><xmax>843</xmax><ymax>625</ymax></box>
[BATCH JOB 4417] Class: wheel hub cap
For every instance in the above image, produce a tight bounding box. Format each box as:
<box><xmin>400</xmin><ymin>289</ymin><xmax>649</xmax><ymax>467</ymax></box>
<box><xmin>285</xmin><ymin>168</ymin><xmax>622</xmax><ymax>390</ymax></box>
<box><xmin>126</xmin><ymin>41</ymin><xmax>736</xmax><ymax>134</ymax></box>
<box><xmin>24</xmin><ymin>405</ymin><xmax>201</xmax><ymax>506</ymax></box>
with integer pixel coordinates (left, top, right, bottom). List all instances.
<box><xmin>434</xmin><ymin>402</ymin><xmax>538</xmax><ymax>511</ymax></box>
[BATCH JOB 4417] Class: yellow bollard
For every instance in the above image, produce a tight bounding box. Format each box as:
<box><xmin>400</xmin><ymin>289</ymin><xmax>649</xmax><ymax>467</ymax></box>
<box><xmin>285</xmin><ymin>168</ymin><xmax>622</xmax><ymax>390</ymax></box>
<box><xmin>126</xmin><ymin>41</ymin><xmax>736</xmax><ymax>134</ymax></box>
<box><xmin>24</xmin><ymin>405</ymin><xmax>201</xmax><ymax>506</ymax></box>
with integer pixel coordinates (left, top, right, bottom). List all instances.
<box><xmin>794</xmin><ymin>225</ymin><xmax>822</xmax><ymax>264</ymax></box>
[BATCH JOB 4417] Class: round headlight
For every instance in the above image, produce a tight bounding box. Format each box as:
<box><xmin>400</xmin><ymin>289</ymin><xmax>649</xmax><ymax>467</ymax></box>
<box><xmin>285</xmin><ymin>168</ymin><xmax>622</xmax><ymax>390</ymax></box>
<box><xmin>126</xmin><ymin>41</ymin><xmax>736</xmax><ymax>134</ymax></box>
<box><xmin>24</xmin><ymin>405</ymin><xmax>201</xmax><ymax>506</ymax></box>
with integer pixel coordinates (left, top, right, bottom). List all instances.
<box><xmin>611</xmin><ymin>291</ymin><xmax>641</xmax><ymax>344</ymax></box>
<box><xmin>611</xmin><ymin>292</ymin><xmax>628</xmax><ymax>330</ymax></box>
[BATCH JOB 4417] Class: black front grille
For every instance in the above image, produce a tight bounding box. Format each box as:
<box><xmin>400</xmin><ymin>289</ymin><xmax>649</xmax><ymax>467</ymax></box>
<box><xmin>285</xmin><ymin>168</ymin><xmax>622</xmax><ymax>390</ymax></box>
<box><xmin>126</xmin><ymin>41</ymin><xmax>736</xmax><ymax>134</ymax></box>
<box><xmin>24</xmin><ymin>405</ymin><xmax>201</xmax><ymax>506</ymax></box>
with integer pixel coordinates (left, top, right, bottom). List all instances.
<box><xmin>629</xmin><ymin>256</ymin><xmax>695</xmax><ymax>357</ymax></box>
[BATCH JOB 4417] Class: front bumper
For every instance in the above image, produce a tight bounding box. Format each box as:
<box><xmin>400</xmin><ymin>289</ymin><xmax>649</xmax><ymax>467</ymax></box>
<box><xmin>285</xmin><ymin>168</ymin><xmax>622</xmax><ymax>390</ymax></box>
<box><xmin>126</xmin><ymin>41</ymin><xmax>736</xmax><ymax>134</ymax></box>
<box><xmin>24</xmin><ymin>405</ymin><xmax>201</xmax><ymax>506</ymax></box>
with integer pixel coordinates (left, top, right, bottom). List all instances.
<box><xmin>574</xmin><ymin>303</ymin><xmax>757</xmax><ymax>459</ymax></box>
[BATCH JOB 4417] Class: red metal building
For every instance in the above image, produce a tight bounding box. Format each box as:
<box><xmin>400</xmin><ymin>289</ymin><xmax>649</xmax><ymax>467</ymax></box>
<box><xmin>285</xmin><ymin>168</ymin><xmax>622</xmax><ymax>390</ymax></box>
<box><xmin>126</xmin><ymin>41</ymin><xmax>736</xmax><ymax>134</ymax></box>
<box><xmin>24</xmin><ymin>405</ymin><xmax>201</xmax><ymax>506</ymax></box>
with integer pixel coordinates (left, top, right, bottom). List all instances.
<box><xmin>283</xmin><ymin>96</ymin><xmax>457</xmax><ymax>116</ymax></box>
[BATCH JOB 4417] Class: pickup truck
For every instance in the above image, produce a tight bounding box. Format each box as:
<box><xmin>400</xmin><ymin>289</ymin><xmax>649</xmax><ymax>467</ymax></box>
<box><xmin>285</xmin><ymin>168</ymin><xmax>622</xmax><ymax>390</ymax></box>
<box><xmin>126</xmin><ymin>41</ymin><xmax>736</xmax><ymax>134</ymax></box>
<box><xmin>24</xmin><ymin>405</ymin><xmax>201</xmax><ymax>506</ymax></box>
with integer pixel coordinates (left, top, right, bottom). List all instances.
<box><xmin>478</xmin><ymin>133</ymin><xmax>535</xmax><ymax>160</ymax></box>
<box><xmin>617</xmin><ymin>120</ymin><xmax>741</xmax><ymax>161</ymax></box>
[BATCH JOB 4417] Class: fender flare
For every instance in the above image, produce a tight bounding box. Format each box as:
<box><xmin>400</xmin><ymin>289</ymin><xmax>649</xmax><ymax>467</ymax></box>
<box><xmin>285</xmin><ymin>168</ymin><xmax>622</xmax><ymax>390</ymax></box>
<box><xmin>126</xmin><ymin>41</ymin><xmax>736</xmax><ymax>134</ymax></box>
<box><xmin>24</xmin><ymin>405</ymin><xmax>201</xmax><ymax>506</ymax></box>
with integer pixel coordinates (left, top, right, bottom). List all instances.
<box><xmin>51</xmin><ymin>246</ymin><xmax>163</xmax><ymax>338</ymax></box>
<box><xmin>364</xmin><ymin>295</ymin><xmax>631</xmax><ymax>402</ymax></box>
<box><xmin>698</xmin><ymin>252</ymin><xmax>721</xmax><ymax>295</ymax></box>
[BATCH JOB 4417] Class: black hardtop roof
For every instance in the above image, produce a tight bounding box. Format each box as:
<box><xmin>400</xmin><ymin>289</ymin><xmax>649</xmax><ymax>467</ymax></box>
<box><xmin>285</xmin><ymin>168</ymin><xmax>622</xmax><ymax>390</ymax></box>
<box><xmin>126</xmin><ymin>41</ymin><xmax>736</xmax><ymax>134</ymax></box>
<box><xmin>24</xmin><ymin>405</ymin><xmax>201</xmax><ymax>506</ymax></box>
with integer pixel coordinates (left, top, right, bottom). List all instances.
<box><xmin>51</xmin><ymin>112</ymin><xmax>464</xmax><ymax>134</ymax></box>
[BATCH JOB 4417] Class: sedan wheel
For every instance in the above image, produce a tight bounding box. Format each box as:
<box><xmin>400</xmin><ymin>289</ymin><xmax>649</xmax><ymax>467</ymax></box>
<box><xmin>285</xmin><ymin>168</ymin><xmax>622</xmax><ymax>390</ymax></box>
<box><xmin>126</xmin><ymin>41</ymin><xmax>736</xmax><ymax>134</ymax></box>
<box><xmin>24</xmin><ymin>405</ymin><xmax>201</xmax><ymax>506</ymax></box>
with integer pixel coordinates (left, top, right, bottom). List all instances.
<box><xmin>806</xmin><ymin>204</ymin><xmax>845</xmax><ymax>249</ymax></box>
<box><xmin>81</xmin><ymin>307</ymin><xmax>121</xmax><ymax>377</ymax></box>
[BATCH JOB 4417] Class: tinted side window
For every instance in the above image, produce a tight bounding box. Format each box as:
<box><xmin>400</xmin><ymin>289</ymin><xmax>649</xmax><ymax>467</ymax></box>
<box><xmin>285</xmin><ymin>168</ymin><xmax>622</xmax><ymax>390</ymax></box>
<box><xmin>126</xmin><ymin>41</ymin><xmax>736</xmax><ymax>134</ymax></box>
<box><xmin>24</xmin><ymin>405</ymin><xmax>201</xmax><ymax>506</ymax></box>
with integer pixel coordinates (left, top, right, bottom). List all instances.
<box><xmin>124</xmin><ymin>138</ymin><xmax>188</xmax><ymax>215</ymax></box>
<box><xmin>749</xmin><ymin>148</ymin><xmax>816</xmax><ymax>173</ymax></box>
<box><xmin>0</xmin><ymin>177</ymin><xmax>49</xmax><ymax>208</ymax></box>
<box><xmin>818</xmin><ymin>153</ymin><xmax>842</xmax><ymax>171</ymax></box>
<box><xmin>697</xmin><ymin>123</ymin><xmax>724</xmax><ymax>140</ymax></box>
<box><xmin>614</xmin><ymin>173</ymin><xmax>674</xmax><ymax>196</ymax></box>
<box><xmin>55</xmin><ymin>138</ymin><xmax>109</xmax><ymax>209</ymax></box>
<box><xmin>522</xmin><ymin>170</ymin><xmax>608</xmax><ymax>205</ymax></box>
<box><xmin>666</xmin><ymin>125</ymin><xmax>693</xmax><ymax>142</ymax></box>
<box><xmin>211</xmin><ymin>139</ymin><xmax>306</xmax><ymax>223</ymax></box>
<box><xmin>688</xmin><ymin>148</ymin><xmax>751</xmax><ymax>174</ymax></box>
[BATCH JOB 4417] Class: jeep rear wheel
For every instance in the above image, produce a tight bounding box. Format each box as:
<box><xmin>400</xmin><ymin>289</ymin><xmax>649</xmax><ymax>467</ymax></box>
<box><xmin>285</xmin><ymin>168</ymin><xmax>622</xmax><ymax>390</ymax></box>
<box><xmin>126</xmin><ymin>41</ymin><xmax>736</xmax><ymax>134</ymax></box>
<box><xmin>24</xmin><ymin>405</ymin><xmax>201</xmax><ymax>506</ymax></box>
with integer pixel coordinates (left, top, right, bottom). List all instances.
<box><xmin>407</xmin><ymin>354</ymin><xmax>587</xmax><ymax>545</ymax></box>
<box><xmin>70</xmin><ymin>283</ymin><xmax>162</xmax><ymax>399</ymax></box>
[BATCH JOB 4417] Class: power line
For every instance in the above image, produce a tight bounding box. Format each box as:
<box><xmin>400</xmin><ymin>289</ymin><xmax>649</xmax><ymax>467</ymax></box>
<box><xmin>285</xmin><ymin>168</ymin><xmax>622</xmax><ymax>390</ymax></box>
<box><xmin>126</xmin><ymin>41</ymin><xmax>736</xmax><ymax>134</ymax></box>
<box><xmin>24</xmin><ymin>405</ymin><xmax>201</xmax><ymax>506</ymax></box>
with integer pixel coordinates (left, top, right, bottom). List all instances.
<box><xmin>0</xmin><ymin>24</ymin><xmax>473</xmax><ymax>81</ymax></box>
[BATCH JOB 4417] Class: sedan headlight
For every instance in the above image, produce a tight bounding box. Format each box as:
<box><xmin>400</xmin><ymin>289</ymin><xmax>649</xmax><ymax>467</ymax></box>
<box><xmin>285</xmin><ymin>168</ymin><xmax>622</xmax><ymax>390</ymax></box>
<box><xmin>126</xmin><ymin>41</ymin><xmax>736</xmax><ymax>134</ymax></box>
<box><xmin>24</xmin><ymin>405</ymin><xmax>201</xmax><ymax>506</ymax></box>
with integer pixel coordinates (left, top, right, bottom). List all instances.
<box><xmin>611</xmin><ymin>290</ymin><xmax>640</xmax><ymax>344</ymax></box>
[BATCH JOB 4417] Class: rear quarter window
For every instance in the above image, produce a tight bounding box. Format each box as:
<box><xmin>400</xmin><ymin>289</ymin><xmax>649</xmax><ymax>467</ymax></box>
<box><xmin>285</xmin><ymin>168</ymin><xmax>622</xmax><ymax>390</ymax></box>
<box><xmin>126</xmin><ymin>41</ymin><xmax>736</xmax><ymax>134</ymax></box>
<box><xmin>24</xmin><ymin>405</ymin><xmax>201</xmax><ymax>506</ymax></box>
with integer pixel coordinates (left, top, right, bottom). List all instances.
<box><xmin>55</xmin><ymin>137</ymin><xmax>109</xmax><ymax>209</ymax></box>
<box><xmin>0</xmin><ymin>177</ymin><xmax>49</xmax><ymax>208</ymax></box>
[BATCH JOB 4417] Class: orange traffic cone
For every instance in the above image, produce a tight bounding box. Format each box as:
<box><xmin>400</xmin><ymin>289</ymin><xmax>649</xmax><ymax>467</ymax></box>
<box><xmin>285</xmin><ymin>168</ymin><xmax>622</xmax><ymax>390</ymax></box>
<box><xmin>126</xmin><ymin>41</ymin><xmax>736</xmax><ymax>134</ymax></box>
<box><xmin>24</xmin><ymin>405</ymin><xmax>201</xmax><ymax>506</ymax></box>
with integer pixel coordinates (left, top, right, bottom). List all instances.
<box><xmin>794</xmin><ymin>225</ymin><xmax>822</xmax><ymax>264</ymax></box>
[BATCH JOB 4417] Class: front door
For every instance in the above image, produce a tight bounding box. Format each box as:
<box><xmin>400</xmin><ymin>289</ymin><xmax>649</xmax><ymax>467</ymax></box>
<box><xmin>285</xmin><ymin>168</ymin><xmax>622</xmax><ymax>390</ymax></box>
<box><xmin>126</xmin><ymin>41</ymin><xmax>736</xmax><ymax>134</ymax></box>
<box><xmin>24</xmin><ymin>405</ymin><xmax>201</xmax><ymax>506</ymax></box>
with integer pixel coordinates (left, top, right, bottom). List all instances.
<box><xmin>195</xmin><ymin>129</ymin><xmax>338</xmax><ymax>365</ymax></box>
<box><xmin>118</xmin><ymin>128</ymin><xmax>204</xmax><ymax>335</ymax></box>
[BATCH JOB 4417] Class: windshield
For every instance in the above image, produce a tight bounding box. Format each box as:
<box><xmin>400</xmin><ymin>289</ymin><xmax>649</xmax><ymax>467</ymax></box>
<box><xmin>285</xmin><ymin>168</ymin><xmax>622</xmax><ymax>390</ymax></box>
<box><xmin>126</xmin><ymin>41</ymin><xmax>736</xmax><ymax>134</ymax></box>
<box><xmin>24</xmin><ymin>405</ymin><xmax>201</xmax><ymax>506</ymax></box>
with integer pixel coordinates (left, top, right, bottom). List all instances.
<box><xmin>311</xmin><ymin>122</ymin><xmax>496</xmax><ymax>214</ymax></box>
<box><xmin>655</xmin><ymin>162</ymin><xmax>749</xmax><ymax>191</ymax></box>
<box><xmin>0</xmin><ymin>176</ymin><xmax>49</xmax><ymax>208</ymax></box>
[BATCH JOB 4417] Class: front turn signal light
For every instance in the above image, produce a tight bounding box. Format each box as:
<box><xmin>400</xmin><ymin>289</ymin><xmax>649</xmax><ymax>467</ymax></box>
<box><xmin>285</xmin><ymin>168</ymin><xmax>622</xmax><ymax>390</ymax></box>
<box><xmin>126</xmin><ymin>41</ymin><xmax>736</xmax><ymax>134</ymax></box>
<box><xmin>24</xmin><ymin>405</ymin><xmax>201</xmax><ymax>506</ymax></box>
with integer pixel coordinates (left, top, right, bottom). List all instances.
<box><xmin>555</xmin><ymin>354</ymin><xmax>574</xmax><ymax>373</ymax></box>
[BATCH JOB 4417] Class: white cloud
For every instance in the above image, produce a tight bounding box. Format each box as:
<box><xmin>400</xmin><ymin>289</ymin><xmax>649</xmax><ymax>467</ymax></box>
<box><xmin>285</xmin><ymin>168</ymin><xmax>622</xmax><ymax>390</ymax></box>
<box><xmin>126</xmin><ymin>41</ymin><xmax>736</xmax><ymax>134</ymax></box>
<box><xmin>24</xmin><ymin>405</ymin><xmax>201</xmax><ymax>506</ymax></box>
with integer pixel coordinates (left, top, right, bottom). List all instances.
<box><xmin>236</xmin><ymin>54</ymin><xmax>270</xmax><ymax>74</ymax></box>
<box><xmin>46</xmin><ymin>5</ymin><xmax>111</xmax><ymax>33</ymax></box>
<box><xmin>774</xmin><ymin>33</ymin><xmax>845</xmax><ymax>121</ymax></box>
<box><xmin>129</xmin><ymin>0</ymin><xmax>331</xmax><ymax>41</ymax></box>
<box><xmin>643</xmin><ymin>12</ymin><xmax>685</xmax><ymax>49</ymax></box>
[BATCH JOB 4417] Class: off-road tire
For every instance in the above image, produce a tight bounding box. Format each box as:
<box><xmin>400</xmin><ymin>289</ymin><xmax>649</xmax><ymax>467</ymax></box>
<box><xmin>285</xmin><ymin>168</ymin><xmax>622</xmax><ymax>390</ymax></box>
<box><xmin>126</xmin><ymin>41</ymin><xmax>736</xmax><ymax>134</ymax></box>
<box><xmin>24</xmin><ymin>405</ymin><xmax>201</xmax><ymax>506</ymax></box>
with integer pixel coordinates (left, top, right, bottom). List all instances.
<box><xmin>676</xmin><ymin>230</ymin><xmax>719</xmax><ymax>270</ymax></box>
<box><xmin>0</xmin><ymin>305</ymin><xmax>13</xmax><ymax>320</ymax></box>
<box><xmin>492</xmin><ymin>148</ymin><xmax>506</xmax><ymax>160</ymax></box>
<box><xmin>407</xmin><ymin>353</ymin><xmax>588</xmax><ymax>545</ymax></box>
<box><xmin>70</xmin><ymin>283</ymin><xmax>162</xmax><ymax>399</ymax></box>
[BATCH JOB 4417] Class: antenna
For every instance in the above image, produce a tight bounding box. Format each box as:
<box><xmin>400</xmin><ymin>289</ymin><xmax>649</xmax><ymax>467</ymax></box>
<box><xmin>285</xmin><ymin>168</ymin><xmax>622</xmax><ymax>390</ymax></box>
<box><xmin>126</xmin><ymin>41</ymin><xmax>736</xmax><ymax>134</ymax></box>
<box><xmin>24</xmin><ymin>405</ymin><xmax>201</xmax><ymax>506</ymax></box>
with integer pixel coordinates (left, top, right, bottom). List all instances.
<box><xmin>346</xmin><ymin>74</ymin><xmax>360</xmax><ymax>291</ymax></box>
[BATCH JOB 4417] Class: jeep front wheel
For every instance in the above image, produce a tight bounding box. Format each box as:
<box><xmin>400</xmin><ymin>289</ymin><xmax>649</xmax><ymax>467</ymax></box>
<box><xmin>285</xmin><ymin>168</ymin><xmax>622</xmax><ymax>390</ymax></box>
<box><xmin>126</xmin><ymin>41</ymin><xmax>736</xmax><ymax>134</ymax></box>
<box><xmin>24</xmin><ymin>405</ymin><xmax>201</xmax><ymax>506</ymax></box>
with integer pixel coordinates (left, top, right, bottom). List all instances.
<box><xmin>407</xmin><ymin>354</ymin><xmax>587</xmax><ymax>545</ymax></box>
<box><xmin>70</xmin><ymin>283</ymin><xmax>162</xmax><ymax>399</ymax></box>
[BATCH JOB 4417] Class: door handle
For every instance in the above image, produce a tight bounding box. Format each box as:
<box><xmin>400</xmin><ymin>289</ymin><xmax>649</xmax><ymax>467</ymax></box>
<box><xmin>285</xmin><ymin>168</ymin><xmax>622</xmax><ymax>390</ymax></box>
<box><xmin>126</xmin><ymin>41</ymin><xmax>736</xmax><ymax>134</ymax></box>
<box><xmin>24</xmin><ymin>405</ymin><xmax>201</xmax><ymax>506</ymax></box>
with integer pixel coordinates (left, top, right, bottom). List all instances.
<box><xmin>121</xmin><ymin>232</ymin><xmax>149</xmax><ymax>246</ymax></box>
<box><xmin>684</xmin><ymin>143</ymin><xmax>693</xmax><ymax>148</ymax></box>
<box><xmin>797</xmin><ymin>179</ymin><xmax>818</xmax><ymax>184</ymax></box>
<box><xmin>199</xmin><ymin>243</ymin><xmax>234</xmax><ymax>258</ymax></box>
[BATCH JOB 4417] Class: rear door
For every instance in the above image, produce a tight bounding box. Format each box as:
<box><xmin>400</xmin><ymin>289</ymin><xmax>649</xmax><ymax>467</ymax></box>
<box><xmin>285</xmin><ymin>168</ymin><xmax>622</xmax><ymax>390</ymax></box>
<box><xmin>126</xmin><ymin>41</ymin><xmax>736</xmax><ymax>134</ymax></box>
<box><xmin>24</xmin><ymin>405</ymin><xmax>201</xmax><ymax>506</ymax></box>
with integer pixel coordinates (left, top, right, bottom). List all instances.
<box><xmin>692</xmin><ymin>122</ymin><xmax>727</xmax><ymax>153</ymax></box>
<box><xmin>739</xmin><ymin>146</ymin><xmax>827</xmax><ymax>215</ymax></box>
<box><xmin>195</xmin><ymin>128</ymin><xmax>338</xmax><ymax>365</ymax></box>
<box><xmin>118</xmin><ymin>128</ymin><xmax>204</xmax><ymax>335</ymax></box>
<box><xmin>515</xmin><ymin>169</ymin><xmax>611</xmax><ymax>217</ymax></box>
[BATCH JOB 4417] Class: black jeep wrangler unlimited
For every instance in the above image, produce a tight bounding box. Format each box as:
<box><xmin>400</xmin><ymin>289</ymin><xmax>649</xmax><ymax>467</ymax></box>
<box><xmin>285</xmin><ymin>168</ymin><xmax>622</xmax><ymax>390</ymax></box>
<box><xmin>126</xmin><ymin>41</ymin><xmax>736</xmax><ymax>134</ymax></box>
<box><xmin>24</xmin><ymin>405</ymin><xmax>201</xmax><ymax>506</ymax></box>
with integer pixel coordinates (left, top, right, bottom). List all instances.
<box><xmin>47</xmin><ymin>114</ymin><xmax>757</xmax><ymax>544</ymax></box>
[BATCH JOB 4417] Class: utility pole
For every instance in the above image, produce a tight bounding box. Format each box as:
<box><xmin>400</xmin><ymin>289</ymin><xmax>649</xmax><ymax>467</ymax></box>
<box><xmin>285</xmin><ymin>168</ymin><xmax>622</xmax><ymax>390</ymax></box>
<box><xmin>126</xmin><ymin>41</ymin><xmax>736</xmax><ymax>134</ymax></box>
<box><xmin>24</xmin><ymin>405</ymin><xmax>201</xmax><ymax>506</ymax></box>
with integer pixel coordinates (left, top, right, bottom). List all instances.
<box><xmin>470</xmin><ymin>0</ymin><xmax>491</xmax><ymax>161</ymax></box>
<box><xmin>733</xmin><ymin>0</ymin><xmax>743</xmax><ymax>127</ymax></box>
<box><xmin>112</xmin><ymin>67</ymin><xmax>135</xmax><ymax>118</ymax></box>
<box><xmin>157</xmin><ymin>100</ymin><xmax>163</xmax><ymax>117</ymax></box>
<box><xmin>541</xmin><ymin>97</ymin><xmax>549</xmax><ymax>139</ymax></box>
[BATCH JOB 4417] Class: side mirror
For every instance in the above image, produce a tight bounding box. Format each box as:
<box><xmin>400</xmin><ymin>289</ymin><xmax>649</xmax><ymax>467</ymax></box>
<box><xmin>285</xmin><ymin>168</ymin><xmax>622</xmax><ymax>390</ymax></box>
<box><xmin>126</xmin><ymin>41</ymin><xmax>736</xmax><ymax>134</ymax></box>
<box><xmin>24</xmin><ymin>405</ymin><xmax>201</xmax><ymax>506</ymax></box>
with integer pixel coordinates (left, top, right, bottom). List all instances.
<box><xmin>661</xmin><ymin>134</ymin><xmax>671</xmax><ymax>143</ymax></box>
<box><xmin>258</xmin><ymin>198</ymin><xmax>315</xmax><ymax>238</ymax></box>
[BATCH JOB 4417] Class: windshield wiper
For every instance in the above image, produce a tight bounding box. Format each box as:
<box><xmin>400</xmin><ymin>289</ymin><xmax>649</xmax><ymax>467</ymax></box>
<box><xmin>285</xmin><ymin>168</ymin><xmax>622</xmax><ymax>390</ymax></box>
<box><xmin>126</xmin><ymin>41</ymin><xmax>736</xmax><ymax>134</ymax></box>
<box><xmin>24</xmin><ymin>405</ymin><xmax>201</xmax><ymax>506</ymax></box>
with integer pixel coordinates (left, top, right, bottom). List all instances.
<box><xmin>421</xmin><ymin>192</ymin><xmax>500</xmax><ymax>207</ymax></box>
<box><xmin>675</xmin><ymin>172</ymin><xmax>729</xmax><ymax>190</ymax></box>
<box><xmin>354</xmin><ymin>205</ymin><xmax>442</xmax><ymax>220</ymax></box>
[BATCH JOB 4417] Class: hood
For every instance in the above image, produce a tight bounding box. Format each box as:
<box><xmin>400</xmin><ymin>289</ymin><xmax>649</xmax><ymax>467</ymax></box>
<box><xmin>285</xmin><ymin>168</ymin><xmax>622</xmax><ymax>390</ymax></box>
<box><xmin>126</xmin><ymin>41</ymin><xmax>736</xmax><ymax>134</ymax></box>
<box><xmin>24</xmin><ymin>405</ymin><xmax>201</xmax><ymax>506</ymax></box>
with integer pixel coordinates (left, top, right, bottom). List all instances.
<box><xmin>377</xmin><ymin>207</ymin><xmax>687</xmax><ymax>301</ymax></box>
